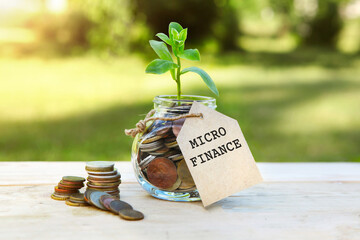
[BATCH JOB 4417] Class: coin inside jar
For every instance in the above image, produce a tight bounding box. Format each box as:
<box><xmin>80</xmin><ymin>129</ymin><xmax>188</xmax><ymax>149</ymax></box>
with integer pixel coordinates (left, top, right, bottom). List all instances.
<box><xmin>149</xmin><ymin>146</ymin><xmax>169</xmax><ymax>156</ymax></box>
<box><xmin>177</xmin><ymin>160</ymin><xmax>195</xmax><ymax>190</ymax></box>
<box><xmin>172</xmin><ymin>118</ymin><xmax>185</xmax><ymax>137</ymax></box>
<box><xmin>163</xmin><ymin>177</ymin><xmax>181</xmax><ymax>191</ymax></box>
<box><xmin>146</xmin><ymin>157</ymin><xmax>178</xmax><ymax>189</ymax></box>
<box><xmin>141</xmin><ymin>134</ymin><xmax>162</xmax><ymax>144</ymax></box>
<box><xmin>155</xmin><ymin>121</ymin><xmax>172</xmax><ymax>136</ymax></box>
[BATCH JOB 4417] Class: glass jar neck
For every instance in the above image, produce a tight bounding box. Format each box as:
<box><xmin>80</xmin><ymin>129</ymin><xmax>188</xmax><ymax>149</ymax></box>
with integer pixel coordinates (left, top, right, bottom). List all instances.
<box><xmin>153</xmin><ymin>95</ymin><xmax>217</xmax><ymax>115</ymax></box>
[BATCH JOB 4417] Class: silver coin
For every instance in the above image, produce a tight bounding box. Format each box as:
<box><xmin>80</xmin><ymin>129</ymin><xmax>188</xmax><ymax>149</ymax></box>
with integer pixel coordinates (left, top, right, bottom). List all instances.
<box><xmin>89</xmin><ymin>191</ymin><xmax>111</xmax><ymax>210</ymax></box>
<box><xmin>139</xmin><ymin>141</ymin><xmax>164</xmax><ymax>152</ymax></box>
<box><xmin>139</xmin><ymin>155</ymin><xmax>156</xmax><ymax>169</ymax></box>
<box><xmin>87</xmin><ymin>172</ymin><xmax>121</xmax><ymax>180</ymax></box>
<box><xmin>86</xmin><ymin>161</ymin><xmax>114</xmax><ymax>169</ymax></box>
<box><xmin>86</xmin><ymin>168</ymin><xmax>118</xmax><ymax>175</ymax></box>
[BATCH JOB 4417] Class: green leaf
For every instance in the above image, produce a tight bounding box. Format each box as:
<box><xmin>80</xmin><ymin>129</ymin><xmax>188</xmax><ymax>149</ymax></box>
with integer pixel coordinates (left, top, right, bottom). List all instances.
<box><xmin>146</xmin><ymin>59</ymin><xmax>178</xmax><ymax>75</ymax></box>
<box><xmin>171</xmin><ymin>28</ymin><xmax>180</xmax><ymax>40</ymax></box>
<box><xmin>156</xmin><ymin>33</ymin><xmax>172</xmax><ymax>45</ymax></box>
<box><xmin>169</xmin><ymin>22</ymin><xmax>183</xmax><ymax>35</ymax></box>
<box><xmin>178</xmin><ymin>49</ymin><xmax>200</xmax><ymax>61</ymax></box>
<box><xmin>179</xmin><ymin>28</ymin><xmax>187</xmax><ymax>41</ymax></box>
<box><xmin>174</xmin><ymin>40</ymin><xmax>184</xmax><ymax>46</ymax></box>
<box><xmin>181</xmin><ymin>67</ymin><xmax>219</xmax><ymax>96</ymax></box>
<box><xmin>149</xmin><ymin>40</ymin><xmax>176</xmax><ymax>80</ymax></box>
<box><xmin>149</xmin><ymin>40</ymin><xmax>173</xmax><ymax>62</ymax></box>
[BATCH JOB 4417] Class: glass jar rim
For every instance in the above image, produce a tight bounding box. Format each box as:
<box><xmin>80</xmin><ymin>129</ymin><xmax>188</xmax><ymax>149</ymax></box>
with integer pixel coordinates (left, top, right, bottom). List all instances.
<box><xmin>153</xmin><ymin>95</ymin><xmax>216</xmax><ymax>105</ymax></box>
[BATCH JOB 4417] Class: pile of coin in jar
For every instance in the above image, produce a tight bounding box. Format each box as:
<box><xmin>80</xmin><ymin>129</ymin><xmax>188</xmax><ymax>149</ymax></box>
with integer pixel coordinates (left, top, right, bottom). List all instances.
<box><xmin>137</xmin><ymin>104</ymin><xmax>196</xmax><ymax>192</ymax></box>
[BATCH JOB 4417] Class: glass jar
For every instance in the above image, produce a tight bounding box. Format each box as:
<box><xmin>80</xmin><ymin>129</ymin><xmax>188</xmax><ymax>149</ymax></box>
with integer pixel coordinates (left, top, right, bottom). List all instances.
<box><xmin>131</xmin><ymin>95</ymin><xmax>217</xmax><ymax>201</ymax></box>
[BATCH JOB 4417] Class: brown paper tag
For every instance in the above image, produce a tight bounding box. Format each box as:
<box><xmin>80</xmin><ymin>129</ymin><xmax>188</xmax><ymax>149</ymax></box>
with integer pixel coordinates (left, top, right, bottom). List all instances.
<box><xmin>177</xmin><ymin>102</ymin><xmax>263</xmax><ymax>207</ymax></box>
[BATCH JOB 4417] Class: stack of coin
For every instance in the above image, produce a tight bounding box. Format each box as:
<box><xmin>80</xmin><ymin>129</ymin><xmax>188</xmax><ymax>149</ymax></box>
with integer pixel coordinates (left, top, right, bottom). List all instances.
<box><xmin>85</xmin><ymin>161</ymin><xmax>121</xmax><ymax>199</ymax></box>
<box><xmin>66</xmin><ymin>193</ymin><xmax>89</xmax><ymax>207</ymax></box>
<box><xmin>136</xmin><ymin>104</ymin><xmax>195</xmax><ymax>192</ymax></box>
<box><xmin>86</xmin><ymin>190</ymin><xmax>144</xmax><ymax>220</ymax></box>
<box><xmin>51</xmin><ymin>176</ymin><xmax>85</xmax><ymax>201</ymax></box>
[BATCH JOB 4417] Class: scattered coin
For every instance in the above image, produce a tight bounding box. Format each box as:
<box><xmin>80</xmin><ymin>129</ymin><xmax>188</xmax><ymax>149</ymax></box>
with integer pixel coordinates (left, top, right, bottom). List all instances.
<box><xmin>89</xmin><ymin>191</ymin><xmax>111</xmax><ymax>210</ymax></box>
<box><xmin>84</xmin><ymin>189</ymin><xmax>97</xmax><ymax>204</ymax></box>
<box><xmin>99</xmin><ymin>195</ymin><xmax>118</xmax><ymax>211</ymax></box>
<box><xmin>118</xmin><ymin>209</ymin><xmax>144</xmax><ymax>221</ymax></box>
<box><xmin>109</xmin><ymin>200</ymin><xmax>133</xmax><ymax>214</ymax></box>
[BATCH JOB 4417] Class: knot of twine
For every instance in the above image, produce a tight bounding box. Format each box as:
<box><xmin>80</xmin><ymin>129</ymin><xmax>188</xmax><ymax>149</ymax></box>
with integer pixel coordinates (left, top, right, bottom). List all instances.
<box><xmin>124</xmin><ymin>109</ymin><xmax>203</xmax><ymax>138</ymax></box>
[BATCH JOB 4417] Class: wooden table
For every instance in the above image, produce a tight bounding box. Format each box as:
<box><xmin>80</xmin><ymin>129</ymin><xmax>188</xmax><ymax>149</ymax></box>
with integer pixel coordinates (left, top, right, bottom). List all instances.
<box><xmin>1</xmin><ymin>162</ymin><xmax>359</xmax><ymax>240</ymax></box>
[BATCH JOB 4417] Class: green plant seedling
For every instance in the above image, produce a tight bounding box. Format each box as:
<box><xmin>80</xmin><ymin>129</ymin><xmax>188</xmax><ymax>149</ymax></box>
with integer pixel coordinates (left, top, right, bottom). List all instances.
<box><xmin>145</xmin><ymin>22</ymin><xmax>219</xmax><ymax>100</ymax></box>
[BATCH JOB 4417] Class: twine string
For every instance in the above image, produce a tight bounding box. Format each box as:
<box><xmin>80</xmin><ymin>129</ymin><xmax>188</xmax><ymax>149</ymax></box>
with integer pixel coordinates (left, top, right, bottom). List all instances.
<box><xmin>124</xmin><ymin>109</ymin><xmax>203</xmax><ymax>138</ymax></box>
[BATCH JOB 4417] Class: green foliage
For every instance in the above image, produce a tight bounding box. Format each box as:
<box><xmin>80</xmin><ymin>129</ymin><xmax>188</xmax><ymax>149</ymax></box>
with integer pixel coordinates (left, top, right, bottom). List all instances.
<box><xmin>178</xmin><ymin>49</ymin><xmax>200</xmax><ymax>61</ymax></box>
<box><xmin>181</xmin><ymin>67</ymin><xmax>219</xmax><ymax>96</ymax></box>
<box><xmin>146</xmin><ymin>22</ymin><xmax>219</xmax><ymax>99</ymax></box>
<box><xmin>145</xmin><ymin>59</ymin><xmax>178</xmax><ymax>74</ymax></box>
<box><xmin>301</xmin><ymin>0</ymin><xmax>343</xmax><ymax>49</ymax></box>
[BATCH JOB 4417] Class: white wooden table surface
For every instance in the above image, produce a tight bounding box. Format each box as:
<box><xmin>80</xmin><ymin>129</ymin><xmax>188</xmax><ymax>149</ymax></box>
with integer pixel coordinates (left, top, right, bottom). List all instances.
<box><xmin>0</xmin><ymin>162</ymin><xmax>360</xmax><ymax>240</ymax></box>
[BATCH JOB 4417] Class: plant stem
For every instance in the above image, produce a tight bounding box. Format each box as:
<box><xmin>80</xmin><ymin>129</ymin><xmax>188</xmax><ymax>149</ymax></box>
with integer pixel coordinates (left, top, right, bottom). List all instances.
<box><xmin>176</xmin><ymin>56</ymin><xmax>181</xmax><ymax>101</ymax></box>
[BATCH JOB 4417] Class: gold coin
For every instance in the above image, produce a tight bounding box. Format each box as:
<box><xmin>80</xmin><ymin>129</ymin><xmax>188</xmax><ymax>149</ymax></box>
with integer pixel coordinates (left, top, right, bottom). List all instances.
<box><xmin>86</xmin><ymin>169</ymin><xmax>118</xmax><ymax>176</ymax></box>
<box><xmin>141</xmin><ymin>135</ymin><xmax>162</xmax><ymax>144</ymax></box>
<box><xmin>69</xmin><ymin>193</ymin><xmax>85</xmax><ymax>202</ymax></box>
<box><xmin>86</xmin><ymin>185</ymin><xmax>119</xmax><ymax>191</ymax></box>
<box><xmin>87</xmin><ymin>180</ymin><xmax>121</xmax><ymax>187</ymax></box>
<box><xmin>177</xmin><ymin>160</ymin><xmax>195</xmax><ymax>190</ymax></box>
<box><xmin>118</xmin><ymin>209</ymin><xmax>144</xmax><ymax>221</ymax></box>
<box><xmin>87</xmin><ymin>173</ymin><xmax>121</xmax><ymax>181</ymax></box>
<box><xmin>51</xmin><ymin>193</ymin><xmax>69</xmax><ymax>201</ymax></box>
<box><xmin>164</xmin><ymin>177</ymin><xmax>182</xmax><ymax>191</ymax></box>
<box><xmin>62</xmin><ymin>176</ymin><xmax>85</xmax><ymax>183</ymax></box>
<box><xmin>69</xmin><ymin>199</ymin><xmax>87</xmax><ymax>204</ymax></box>
<box><xmin>65</xmin><ymin>199</ymin><xmax>89</xmax><ymax>207</ymax></box>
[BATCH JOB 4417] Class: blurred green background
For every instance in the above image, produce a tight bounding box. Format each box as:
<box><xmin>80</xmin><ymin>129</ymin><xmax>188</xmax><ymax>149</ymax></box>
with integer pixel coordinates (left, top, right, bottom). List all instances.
<box><xmin>0</xmin><ymin>0</ymin><xmax>359</xmax><ymax>162</ymax></box>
